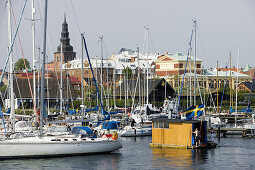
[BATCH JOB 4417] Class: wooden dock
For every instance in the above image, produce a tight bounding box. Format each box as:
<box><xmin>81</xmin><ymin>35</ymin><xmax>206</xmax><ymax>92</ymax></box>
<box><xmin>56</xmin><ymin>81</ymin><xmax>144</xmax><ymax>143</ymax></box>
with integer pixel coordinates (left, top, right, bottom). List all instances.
<box><xmin>212</xmin><ymin>127</ymin><xmax>255</xmax><ymax>138</ymax></box>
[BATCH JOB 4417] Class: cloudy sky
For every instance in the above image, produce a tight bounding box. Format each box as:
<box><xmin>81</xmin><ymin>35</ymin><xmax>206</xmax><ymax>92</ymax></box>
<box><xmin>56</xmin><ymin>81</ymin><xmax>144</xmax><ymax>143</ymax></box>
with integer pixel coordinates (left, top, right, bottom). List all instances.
<box><xmin>0</xmin><ymin>0</ymin><xmax>254</xmax><ymax>70</ymax></box>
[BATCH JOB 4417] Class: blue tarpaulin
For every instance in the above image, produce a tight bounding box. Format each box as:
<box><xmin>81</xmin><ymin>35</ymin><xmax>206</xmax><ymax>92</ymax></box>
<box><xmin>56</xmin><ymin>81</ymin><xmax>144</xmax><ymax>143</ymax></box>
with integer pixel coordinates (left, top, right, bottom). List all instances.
<box><xmin>85</xmin><ymin>106</ymin><xmax>98</xmax><ymax>112</ymax></box>
<box><xmin>102</xmin><ymin>121</ymin><xmax>120</xmax><ymax>130</ymax></box>
<box><xmin>67</xmin><ymin>110</ymin><xmax>76</xmax><ymax>115</ymax></box>
<box><xmin>72</xmin><ymin>126</ymin><xmax>93</xmax><ymax>135</ymax></box>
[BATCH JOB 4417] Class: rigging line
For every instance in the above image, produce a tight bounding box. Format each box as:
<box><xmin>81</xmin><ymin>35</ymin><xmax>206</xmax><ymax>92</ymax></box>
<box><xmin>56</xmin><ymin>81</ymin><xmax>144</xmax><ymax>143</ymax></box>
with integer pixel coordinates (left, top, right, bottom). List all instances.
<box><xmin>176</xmin><ymin>28</ymin><xmax>194</xmax><ymax>113</ymax></box>
<box><xmin>196</xmin><ymin>74</ymin><xmax>203</xmax><ymax>104</ymax></box>
<box><xmin>148</xmin><ymin>30</ymin><xmax>158</xmax><ymax>54</ymax></box>
<box><xmin>11</xmin><ymin>7</ymin><xmax>37</xmax><ymax>116</ymax></box>
<box><xmin>141</xmin><ymin>29</ymin><xmax>147</xmax><ymax>54</ymax></box>
<box><xmin>195</xmin><ymin>25</ymin><xmax>206</xmax><ymax>61</ymax></box>
<box><xmin>68</xmin><ymin>0</ymin><xmax>81</xmax><ymax>34</ymax></box>
<box><xmin>205</xmin><ymin>75</ymin><xmax>216</xmax><ymax>112</ymax></box>
<box><xmin>14</xmin><ymin>76</ymin><xmax>25</xmax><ymax>114</ymax></box>
<box><xmin>220</xmin><ymin>65</ymin><xmax>228</xmax><ymax>112</ymax></box>
<box><xmin>38</xmin><ymin>0</ymin><xmax>62</xmax><ymax>93</ymax></box>
<box><xmin>0</xmin><ymin>0</ymin><xmax>28</xmax><ymax>86</ymax></box>
<box><xmin>83</xmin><ymin>34</ymin><xmax>105</xmax><ymax>115</ymax></box>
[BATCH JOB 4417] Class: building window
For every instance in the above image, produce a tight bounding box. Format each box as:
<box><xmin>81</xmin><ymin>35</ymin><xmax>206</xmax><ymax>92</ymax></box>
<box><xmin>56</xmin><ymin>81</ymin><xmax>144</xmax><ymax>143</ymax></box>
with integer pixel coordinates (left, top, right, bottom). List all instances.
<box><xmin>164</xmin><ymin>122</ymin><xmax>169</xmax><ymax>128</ymax></box>
<box><xmin>153</xmin><ymin>122</ymin><xmax>158</xmax><ymax>128</ymax></box>
<box><xmin>197</xmin><ymin>64</ymin><xmax>201</xmax><ymax>68</ymax></box>
<box><xmin>179</xmin><ymin>64</ymin><xmax>183</xmax><ymax>68</ymax></box>
<box><xmin>159</xmin><ymin>121</ymin><xmax>164</xmax><ymax>128</ymax></box>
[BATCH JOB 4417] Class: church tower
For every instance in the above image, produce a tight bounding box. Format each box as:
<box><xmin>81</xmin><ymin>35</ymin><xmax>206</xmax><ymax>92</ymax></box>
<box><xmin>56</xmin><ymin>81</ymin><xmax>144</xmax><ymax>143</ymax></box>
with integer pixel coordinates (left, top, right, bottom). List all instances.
<box><xmin>54</xmin><ymin>13</ymin><xmax>76</xmax><ymax>64</ymax></box>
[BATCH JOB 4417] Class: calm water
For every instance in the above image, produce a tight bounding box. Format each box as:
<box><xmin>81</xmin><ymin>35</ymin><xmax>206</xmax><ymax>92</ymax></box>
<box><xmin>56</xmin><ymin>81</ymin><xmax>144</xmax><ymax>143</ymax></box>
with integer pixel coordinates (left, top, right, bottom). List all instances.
<box><xmin>0</xmin><ymin>136</ymin><xmax>254</xmax><ymax>170</ymax></box>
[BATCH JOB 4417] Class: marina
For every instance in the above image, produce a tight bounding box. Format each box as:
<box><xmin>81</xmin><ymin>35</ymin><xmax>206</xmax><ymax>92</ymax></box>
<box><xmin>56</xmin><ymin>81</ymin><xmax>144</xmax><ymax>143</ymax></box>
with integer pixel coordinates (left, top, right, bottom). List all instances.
<box><xmin>0</xmin><ymin>0</ymin><xmax>254</xmax><ymax>169</ymax></box>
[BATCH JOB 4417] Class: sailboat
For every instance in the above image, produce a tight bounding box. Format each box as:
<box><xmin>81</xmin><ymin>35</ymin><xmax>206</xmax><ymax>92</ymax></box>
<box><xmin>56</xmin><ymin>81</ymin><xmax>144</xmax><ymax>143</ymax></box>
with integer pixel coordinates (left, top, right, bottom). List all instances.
<box><xmin>0</xmin><ymin>0</ymin><xmax>122</xmax><ymax>158</ymax></box>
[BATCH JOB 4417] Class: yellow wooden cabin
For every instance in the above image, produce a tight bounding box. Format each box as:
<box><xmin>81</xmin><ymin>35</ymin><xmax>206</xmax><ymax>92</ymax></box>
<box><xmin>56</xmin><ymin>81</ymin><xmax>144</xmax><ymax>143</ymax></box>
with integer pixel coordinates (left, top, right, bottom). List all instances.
<box><xmin>150</xmin><ymin>118</ymin><xmax>208</xmax><ymax>149</ymax></box>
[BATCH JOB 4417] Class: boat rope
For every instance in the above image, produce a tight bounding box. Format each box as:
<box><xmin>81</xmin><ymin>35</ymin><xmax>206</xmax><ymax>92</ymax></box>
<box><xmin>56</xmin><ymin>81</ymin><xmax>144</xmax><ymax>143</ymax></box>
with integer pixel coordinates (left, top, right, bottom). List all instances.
<box><xmin>0</xmin><ymin>0</ymin><xmax>28</xmax><ymax>86</ymax></box>
<box><xmin>11</xmin><ymin>6</ymin><xmax>37</xmax><ymax>118</ymax></box>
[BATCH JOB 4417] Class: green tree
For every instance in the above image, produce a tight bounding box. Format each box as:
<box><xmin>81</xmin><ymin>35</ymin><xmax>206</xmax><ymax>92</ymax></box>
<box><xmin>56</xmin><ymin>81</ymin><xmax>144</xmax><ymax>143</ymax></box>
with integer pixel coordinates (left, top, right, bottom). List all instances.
<box><xmin>14</xmin><ymin>58</ymin><xmax>30</xmax><ymax>70</ymax></box>
<box><xmin>123</xmin><ymin>67</ymin><xmax>132</xmax><ymax>80</ymax></box>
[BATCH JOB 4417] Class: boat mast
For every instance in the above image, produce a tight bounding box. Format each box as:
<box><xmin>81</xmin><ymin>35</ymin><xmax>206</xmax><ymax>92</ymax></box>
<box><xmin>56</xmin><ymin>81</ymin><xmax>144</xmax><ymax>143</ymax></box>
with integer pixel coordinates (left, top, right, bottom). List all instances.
<box><xmin>193</xmin><ymin>20</ymin><xmax>197</xmax><ymax>106</ymax></box>
<box><xmin>113</xmin><ymin>61</ymin><xmax>116</xmax><ymax>110</ymax></box>
<box><xmin>81</xmin><ymin>33</ymin><xmax>84</xmax><ymax>118</ymax></box>
<box><xmin>40</xmin><ymin>0</ymin><xmax>48</xmax><ymax>137</ymax></box>
<box><xmin>235</xmin><ymin>49</ymin><xmax>239</xmax><ymax>127</ymax></box>
<box><xmin>99</xmin><ymin>36</ymin><xmax>103</xmax><ymax>114</ymax></box>
<box><xmin>229</xmin><ymin>52</ymin><xmax>232</xmax><ymax>109</ymax></box>
<box><xmin>145</xmin><ymin>27</ymin><xmax>149</xmax><ymax>105</ymax></box>
<box><xmin>137</xmin><ymin>47</ymin><xmax>141</xmax><ymax>113</ymax></box>
<box><xmin>95</xmin><ymin>56</ymin><xmax>98</xmax><ymax>109</ymax></box>
<box><xmin>189</xmin><ymin>50</ymin><xmax>192</xmax><ymax>106</ymax></box>
<box><xmin>217</xmin><ymin>60</ymin><xmax>219</xmax><ymax>114</ymax></box>
<box><xmin>60</xmin><ymin>38</ymin><xmax>63</xmax><ymax>115</ymax></box>
<box><xmin>107</xmin><ymin>59</ymin><xmax>109</xmax><ymax>111</ymax></box>
<box><xmin>7</xmin><ymin>0</ymin><xmax>15</xmax><ymax>133</ymax></box>
<box><xmin>31</xmin><ymin>0</ymin><xmax>37</xmax><ymax>116</ymax></box>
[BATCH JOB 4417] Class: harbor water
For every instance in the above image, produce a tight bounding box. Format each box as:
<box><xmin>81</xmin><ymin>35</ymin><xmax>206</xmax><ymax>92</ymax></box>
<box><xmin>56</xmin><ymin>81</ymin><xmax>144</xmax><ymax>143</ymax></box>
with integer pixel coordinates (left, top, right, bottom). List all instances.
<box><xmin>0</xmin><ymin>136</ymin><xmax>254</xmax><ymax>169</ymax></box>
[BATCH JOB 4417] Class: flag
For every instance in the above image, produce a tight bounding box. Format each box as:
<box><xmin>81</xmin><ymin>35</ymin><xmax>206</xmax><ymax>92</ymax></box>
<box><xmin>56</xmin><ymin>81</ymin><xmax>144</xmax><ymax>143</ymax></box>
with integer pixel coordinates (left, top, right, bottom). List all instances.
<box><xmin>185</xmin><ymin>104</ymin><xmax>204</xmax><ymax>120</ymax></box>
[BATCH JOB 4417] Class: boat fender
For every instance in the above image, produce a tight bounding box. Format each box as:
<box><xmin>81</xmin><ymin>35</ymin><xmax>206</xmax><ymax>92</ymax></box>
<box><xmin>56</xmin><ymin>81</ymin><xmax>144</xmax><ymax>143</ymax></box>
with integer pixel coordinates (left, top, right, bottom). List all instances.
<box><xmin>112</xmin><ymin>132</ymin><xmax>118</xmax><ymax>140</ymax></box>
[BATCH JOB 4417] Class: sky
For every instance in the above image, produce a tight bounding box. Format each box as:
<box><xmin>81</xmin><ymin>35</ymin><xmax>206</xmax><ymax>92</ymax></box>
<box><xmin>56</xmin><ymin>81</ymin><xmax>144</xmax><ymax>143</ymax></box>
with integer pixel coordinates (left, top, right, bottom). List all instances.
<box><xmin>0</xmin><ymin>0</ymin><xmax>254</xmax><ymax>70</ymax></box>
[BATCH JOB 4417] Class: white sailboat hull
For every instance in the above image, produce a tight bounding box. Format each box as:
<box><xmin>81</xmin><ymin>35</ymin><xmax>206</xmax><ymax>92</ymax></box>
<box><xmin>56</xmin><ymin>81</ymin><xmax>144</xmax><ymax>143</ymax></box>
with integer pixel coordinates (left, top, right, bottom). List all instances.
<box><xmin>120</xmin><ymin>127</ymin><xmax>152</xmax><ymax>137</ymax></box>
<box><xmin>0</xmin><ymin>137</ymin><xmax>122</xmax><ymax>158</ymax></box>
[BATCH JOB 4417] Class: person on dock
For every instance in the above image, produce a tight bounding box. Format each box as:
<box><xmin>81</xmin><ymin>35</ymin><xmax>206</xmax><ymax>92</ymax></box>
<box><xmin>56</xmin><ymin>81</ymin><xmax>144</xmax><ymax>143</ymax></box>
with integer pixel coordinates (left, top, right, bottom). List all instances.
<box><xmin>131</xmin><ymin>119</ymin><xmax>136</xmax><ymax>127</ymax></box>
<box><xmin>193</xmin><ymin>128</ymin><xmax>200</xmax><ymax>147</ymax></box>
<box><xmin>210</xmin><ymin>128</ymin><xmax>215</xmax><ymax>142</ymax></box>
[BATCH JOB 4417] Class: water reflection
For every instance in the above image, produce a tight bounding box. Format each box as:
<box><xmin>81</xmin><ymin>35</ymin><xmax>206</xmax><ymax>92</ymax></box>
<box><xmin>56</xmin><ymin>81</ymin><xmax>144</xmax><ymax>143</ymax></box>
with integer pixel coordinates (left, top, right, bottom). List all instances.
<box><xmin>0</xmin><ymin>152</ymin><xmax>122</xmax><ymax>170</ymax></box>
<box><xmin>151</xmin><ymin>148</ymin><xmax>208</xmax><ymax>169</ymax></box>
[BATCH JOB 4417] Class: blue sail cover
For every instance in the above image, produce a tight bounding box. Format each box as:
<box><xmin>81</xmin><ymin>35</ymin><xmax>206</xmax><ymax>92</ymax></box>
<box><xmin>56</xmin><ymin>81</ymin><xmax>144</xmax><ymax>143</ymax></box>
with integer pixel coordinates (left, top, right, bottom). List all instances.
<box><xmin>72</xmin><ymin>126</ymin><xmax>92</xmax><ymax>135</ymax></box>
<box><xmin>103</xmin><ymin>109</ymin><xmax>123</xmax><ymax>115</ymax></box>
<box><xmin>67</xmin><ymin>110</ymin><xmax>76</xmax><ymax>115</ymax></box>
<box><xmin>85</xmin><ymin>106</ymin><xmax>98</xmax><ymax>112</ymax></box>
<box><xmin>230</xmin><ymin>107</ymin><xmax>253</xmax><ymax>113</ymax></box>
<box><xmin>102</xmin><ymin>121</ymin><xmax>120</xmax><ymax>130</ymax></box>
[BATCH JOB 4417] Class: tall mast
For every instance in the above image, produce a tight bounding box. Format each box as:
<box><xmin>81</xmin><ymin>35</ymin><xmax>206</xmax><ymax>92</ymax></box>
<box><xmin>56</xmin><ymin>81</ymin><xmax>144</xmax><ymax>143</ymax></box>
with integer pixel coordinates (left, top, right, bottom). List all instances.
<box><xmin>217</xmin><ymin>60</ymin><xmax>219</xmax><ymax>114</ymax></box>
<box><xmin>31</xmin><ymin>0</ymin><xmax>36</xmax><ymax>116</ymax></box>
<box><xmin>189</xmin><ymin>52</ymin><xmax>192</xmax><ymax>106</ymax></box>
<box><xmin>145</xmin><ymin>27</ymin><xmax>149</xmax><ymax>105</ymax></box>
<box><xmin>81</xmin><ymin>33</ymin><xmax>84</xmax><ymax>118</ymax></box>
<box><xmin>60</xmin><ymin>40</ymin><xmax>63</xmax><ymax>114</ymax></box>
<box><xmin>7</xmin><ymin>0</ymin><xmax>15</xmax><ymax>133</ymax></box>
<box><xmin>137</xmin><ymin>47</ymin><xmax>141</xmax><ymax>112</ymax></box>
<box><xmin>113</xmin><ymin>61</ymin><xmax>116</xmax><ymax>109</ymax></box>
<box><xmin>107</xmin><ymin>59</ymin><xmax>109</xmax><ymax>111</ymax></box>
<box><xmin>40</xmin><ymin>0</ymin><xmax>48</xmax><ymax>137</ymax></box>
<box><xmin>193</xmin><ymin>20</ymin><xmax>197</xmax><ymax>106</ymax></box>
<box><xmin>229</xmin><ymin>52</ymin><xmax>232</xmax><ymax>109</ymax></box>
<box><xmin>95</xmin><ymin>56</ymin><xmax>98</xmax><ymax>108</ymax></box>
<box><xmin>235</xmin><ymin>49</ymin><xmax>239</xmax><ymax>127</ymax></box>
<box><xmin>99</xmin><ymin>36</ymin><xmax>103</xmax><ymax>114</ymax></box>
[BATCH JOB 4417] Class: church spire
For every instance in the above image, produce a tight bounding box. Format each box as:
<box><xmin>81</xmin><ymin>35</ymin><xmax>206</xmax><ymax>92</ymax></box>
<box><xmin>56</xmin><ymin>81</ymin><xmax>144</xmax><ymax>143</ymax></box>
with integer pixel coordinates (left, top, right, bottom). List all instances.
<box><xmin>55</xmin><ymin>12</ymin><xmax>76</xmax><ymax>63</ymax></box>
<box><xmin>57</xmin><ymin>13</ymin><xmax>72</xmax><ymax>52</ymax></box>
